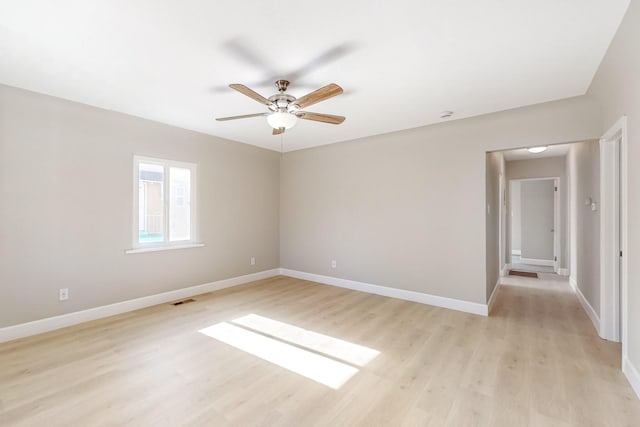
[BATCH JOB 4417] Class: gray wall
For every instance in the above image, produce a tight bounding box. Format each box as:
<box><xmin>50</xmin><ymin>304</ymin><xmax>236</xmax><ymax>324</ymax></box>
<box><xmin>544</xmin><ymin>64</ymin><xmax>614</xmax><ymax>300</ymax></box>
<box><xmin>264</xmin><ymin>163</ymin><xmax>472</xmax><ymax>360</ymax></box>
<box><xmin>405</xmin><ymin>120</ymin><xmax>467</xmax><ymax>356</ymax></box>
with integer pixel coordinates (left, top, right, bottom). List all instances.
<box><xmin>281</xmin><ymin>96</ymin><xmax>601</xmax><ymax>305</ymax></box>
<box><xmin>567</xmin><ymin>141</ymin><xmax>600</xmax><ymax>313</ymax></box>
<box><xmin>510</xmin><ymin>181</ymin><xmax>522</xmax><ymax>252</ymax></box>
<box><xmin>506</xmin><ymin>157</ymin><xmax>567</xmax><ymax>267</ymax></box>
<box><xmin>485</xmin><ymin>151</ymin><xmax>505</xmax><ymax>300</ymax></box>
<box><xmin>520</xmin><ymin>180</ymin><xmax>555</xmax><ymax>260</ymax></box>
<box><xmin>507</xmin><ymin>156</ymin><xmax>566</xmax><ymax>179</ymax></box>
<box><xmin>589</xmin><ymin>0</ymin><xmax>639</xmax><ymax>370</ymax></box>
<box><xmin>0</xmin><ymin>84</ymin><xmax>281</xmax><ymax>327</ymax></box>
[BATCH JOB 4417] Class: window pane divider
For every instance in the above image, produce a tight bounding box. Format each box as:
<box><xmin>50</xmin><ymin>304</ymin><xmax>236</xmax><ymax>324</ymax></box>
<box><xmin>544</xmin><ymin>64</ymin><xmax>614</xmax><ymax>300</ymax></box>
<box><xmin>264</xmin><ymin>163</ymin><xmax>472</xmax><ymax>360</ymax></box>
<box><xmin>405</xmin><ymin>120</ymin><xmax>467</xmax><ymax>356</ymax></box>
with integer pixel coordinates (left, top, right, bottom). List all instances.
<box><xmin>163</xmin><ymin>164</ymin><xmax>170</xmax><ymax>244</ymax></box>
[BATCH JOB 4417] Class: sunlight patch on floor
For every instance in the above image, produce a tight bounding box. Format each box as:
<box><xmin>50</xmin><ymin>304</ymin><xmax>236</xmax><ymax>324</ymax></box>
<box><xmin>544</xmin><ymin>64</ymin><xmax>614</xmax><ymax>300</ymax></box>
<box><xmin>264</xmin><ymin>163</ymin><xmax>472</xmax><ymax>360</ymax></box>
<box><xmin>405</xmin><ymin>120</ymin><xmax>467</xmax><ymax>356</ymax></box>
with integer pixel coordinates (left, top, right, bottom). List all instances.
<box><xmin>232</xmin><ymin>314</ymin><xmax>380</xmax><ymax>367</ymax></box>
<box><xmin>199</xmin><ymin>322</ymin><xmax>359</xmax><ymax>389</ymax></box>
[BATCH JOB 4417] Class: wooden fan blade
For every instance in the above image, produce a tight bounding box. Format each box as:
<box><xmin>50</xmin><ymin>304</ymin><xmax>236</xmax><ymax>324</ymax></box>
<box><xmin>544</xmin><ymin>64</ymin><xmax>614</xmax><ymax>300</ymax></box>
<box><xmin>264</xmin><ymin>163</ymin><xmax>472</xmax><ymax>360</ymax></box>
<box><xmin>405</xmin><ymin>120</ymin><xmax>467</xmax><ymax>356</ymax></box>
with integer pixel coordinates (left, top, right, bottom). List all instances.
<box><xmin>272</xmin><ymin>127</ymin><xmax>285</xmax><ymax>135</ymax></box>
<box><xmin>297</xmin><ymin>112</ymin><xmax>345</xmax><ymax>124</ymax></box>
<box><xmin>293</xmin><ymin>83</ymin><xmax>343</xmax><ymax>109</ymax></box>
<box><xmin>216</xmin><ymin>112</ymin><xmax>268</xmax><ymax>121</ymax></box>
<box><xmin>229</xmin><ymin>84</ymin><xmax>272</xmax><ymax>106</ymax></box>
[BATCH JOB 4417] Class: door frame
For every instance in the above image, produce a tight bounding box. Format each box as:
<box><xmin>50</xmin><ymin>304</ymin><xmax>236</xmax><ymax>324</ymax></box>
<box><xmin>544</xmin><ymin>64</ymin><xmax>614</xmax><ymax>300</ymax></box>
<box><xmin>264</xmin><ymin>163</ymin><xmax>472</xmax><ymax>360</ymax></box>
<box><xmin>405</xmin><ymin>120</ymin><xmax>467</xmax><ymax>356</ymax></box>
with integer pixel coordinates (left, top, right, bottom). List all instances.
<box><xmin>599</xmin><ymin>116</ymin><xmax>628</xmax><ymax>346</ymax></box>
<box><xmin>508</xmin><ymin>177</ymin><xmax>560</xmax><ymax>272</ymax></box>
<box><xmin>499</xmin><ymin>174</ymin><xmax>507</xmax><ymax>276</ymax></box>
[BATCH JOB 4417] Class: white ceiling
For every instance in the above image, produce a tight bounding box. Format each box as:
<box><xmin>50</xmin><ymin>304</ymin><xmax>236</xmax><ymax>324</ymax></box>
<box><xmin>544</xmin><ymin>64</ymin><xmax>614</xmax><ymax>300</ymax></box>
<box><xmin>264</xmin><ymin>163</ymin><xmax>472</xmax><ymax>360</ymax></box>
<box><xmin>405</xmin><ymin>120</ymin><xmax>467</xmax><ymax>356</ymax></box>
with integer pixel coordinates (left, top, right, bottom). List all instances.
<box><xmin>0</xmin><ymin>1</ymin><xmax>630</xmax><ymax>152</ymax></box>
<box><xmin>501</xmin><ymin>144</ymin><xmax>571</xmax><ymax>162</ymax></box>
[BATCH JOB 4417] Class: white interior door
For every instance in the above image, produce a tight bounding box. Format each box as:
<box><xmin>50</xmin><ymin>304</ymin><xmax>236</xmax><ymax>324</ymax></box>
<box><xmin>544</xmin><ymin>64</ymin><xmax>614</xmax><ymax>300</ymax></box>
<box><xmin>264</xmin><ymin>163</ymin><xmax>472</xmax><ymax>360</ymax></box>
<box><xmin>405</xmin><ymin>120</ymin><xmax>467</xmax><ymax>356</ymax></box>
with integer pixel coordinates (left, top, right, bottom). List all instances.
<box><xmin>521</xmin><ymin>180</ymin><xmax>555</xmax><ymax>262</ymax></box>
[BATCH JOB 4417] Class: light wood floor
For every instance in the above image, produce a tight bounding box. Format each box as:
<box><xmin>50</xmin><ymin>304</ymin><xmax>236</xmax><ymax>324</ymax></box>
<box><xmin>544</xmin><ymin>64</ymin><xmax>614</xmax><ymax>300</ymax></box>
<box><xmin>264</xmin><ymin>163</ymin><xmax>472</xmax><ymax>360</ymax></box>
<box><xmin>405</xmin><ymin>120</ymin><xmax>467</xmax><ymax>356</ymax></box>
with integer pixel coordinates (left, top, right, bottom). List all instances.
<box><xmin>1</xmin><ymin>275</ymin><xmax>639</xmax><ymax>426</ymax></box>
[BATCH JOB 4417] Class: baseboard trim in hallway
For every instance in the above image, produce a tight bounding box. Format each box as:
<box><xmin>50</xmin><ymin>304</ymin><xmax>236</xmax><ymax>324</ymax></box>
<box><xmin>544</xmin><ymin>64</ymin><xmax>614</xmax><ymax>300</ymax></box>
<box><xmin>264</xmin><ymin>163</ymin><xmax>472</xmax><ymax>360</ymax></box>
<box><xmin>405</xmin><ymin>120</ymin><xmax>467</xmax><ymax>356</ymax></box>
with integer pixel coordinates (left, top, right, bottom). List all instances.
<box><xmin>569</xmin><ymin>277</ymin><xmax>640</xmax><ymax>400</ymax></box>
<box><xmin>624</xmin><ymin>356</ymin><xmax>640</xmax><ymax>400</ymax></box>
<box><xmin>487</xmin><ymin>280</ymin><xmax>501</xmax><ymax>315</ymax></box>
<box><xmin>0</xmin><ymin>269</ymin><xmax>281</xmax><ymax>343</ymax></box>
<box><xmin>279</xmin><ymin>268</ymin><xmax>489</xmax><ymax>316</ymax></box>
<box><xmin>519</xmin><ymin>257</ymin><xmax>555</xmax><ymax>266</ymax></box>
<box><xmin>575</xmin><ymin>283</ymin><xmax>601</xmax><ymax>336</ymax></box>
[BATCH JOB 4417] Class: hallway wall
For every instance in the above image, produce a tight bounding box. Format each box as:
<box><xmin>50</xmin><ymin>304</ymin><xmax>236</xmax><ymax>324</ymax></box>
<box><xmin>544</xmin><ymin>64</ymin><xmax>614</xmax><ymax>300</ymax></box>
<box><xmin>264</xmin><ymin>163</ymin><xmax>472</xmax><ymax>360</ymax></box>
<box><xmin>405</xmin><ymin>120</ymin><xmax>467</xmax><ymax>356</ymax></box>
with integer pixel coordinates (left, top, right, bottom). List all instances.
<box><xmin>567</xmin><ymin>141</ymin><xmax>600</xmax><ymax>313</ymax></box>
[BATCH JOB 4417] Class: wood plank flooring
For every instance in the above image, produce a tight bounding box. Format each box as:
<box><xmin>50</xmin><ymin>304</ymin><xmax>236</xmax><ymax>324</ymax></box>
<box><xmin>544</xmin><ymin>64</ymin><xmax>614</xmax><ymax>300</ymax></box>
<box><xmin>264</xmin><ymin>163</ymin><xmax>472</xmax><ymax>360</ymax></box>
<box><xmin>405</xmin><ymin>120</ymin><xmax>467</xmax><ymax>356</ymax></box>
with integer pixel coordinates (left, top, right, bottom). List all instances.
<box><xmin>1</xmin><ymin>274</ymin><xmax>639</xmax><ymax>426</ymax></box>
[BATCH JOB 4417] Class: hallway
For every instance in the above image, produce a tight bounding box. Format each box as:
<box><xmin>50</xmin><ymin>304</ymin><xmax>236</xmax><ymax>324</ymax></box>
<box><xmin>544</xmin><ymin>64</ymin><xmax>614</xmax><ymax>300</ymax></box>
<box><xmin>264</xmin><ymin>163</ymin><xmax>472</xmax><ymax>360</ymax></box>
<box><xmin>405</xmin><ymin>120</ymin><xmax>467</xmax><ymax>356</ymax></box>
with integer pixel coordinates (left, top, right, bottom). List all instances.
<box><xmin>492</xmin><ymin>273</ymin><xmax>639</xmax><ymax>425</ymax></box>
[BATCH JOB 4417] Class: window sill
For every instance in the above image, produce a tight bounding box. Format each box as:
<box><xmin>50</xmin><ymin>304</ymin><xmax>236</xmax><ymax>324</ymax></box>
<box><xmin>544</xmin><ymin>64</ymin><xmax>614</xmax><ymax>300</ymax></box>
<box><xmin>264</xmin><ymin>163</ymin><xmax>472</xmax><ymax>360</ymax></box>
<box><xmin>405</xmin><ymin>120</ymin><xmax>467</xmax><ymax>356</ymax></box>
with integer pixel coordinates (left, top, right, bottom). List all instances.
<box><xmin>125</xmin><ymin>242</ymin><xmax>205</xmax><ymax>254</ymax></box>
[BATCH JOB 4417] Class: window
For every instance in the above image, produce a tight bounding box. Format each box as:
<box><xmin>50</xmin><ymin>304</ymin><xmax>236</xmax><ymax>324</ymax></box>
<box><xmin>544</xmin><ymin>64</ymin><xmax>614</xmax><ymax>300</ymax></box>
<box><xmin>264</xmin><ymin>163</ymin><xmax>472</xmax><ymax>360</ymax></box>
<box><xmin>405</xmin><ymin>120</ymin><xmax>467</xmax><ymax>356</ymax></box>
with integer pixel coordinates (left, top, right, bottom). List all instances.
<box><xmin>128</xmin><ymin>156</ymin><xmax>201</xmax><ymax>253</ymax></box>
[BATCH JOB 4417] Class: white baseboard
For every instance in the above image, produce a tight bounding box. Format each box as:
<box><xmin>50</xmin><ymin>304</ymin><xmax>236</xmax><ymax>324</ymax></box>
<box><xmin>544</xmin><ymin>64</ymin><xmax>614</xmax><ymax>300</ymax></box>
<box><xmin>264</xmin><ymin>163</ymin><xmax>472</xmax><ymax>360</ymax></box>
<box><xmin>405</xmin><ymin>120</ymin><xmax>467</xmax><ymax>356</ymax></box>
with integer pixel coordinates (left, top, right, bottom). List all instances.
<box><xmin>557</xmin><ymin>268</ymin><xmax>569</xmax><ymax>276</ymax></box>
<box><xmin>623</xmin><ymin>356</ymin><xmax>640</xmax><ymax>400</ymax></box>
<box><xmin>511</xmin><ymin>250</ymin><xmax>521</xmax><ymax>256</ymax></box>
<box><xmin>279</xmin><ymin>268</ymin><xmax>488</xmax><ymax>316</ymax></box>
<box><xmin>519</xmin><ymin>257</ymin><xmax>554</xmax><ymax>267</ymax></box>
<box><xmin>487</xmin><ymin>281</ymin><xmax>501</xmax><ymax>315</ymax></box>
<box><xmin>569</xmin><ymin>276</ymin><xmax>577</xmax><ymax>291</ymax></box>
<box><xmin>0</xmin><ymin>269</ymin><xmax>280</xmax><ymax>344</ymax></box>
<box><xmin>500</xmin><ymin>265</ymin><xmax>510</xmax><ymax>277</ymax></box>
<box><xmin>575</xmin><ymin>284</ymin><xmax>600</xmax><ymax>336</ymax></box>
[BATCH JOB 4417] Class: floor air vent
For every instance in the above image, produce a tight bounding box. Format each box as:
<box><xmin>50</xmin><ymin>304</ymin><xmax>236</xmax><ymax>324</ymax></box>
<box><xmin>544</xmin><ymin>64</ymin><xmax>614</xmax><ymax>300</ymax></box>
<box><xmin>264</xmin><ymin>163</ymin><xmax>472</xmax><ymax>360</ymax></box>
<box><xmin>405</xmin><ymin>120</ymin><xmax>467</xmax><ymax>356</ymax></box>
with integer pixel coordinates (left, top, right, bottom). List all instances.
<box><xmin>172</xmin><ymin>298</ymin><xmax>196</xmax><ymax>306</ymax></box>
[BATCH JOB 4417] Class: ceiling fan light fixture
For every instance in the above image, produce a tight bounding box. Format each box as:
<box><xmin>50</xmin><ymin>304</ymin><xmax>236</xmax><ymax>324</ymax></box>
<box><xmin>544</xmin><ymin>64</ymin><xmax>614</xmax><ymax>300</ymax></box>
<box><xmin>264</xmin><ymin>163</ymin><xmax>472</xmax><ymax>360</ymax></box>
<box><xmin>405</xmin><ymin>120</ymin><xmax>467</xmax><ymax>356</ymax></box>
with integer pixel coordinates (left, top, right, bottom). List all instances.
<box><xmin>267</xmin><ymin>111</ymin><xmax>298</xmax><ymax>130</ymax></box>
<box><xmin>527</xmin><ymin>146</ymin><xmax>547</xmax><ymax>154</ymax></box>
<box><xmin>217</xmin><ymin>81</ymin><xmax>344</xmax><ymax>134</ymax></box>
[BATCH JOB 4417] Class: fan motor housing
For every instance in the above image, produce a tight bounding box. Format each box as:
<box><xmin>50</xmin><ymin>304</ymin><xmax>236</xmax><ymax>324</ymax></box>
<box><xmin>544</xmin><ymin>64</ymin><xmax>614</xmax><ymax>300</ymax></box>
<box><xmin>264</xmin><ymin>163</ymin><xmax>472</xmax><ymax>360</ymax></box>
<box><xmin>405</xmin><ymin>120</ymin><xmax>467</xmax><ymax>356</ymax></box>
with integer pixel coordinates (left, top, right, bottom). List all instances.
<box><xmin>268</xmin><ymin>93</ymin><xmax>297</xmax><ymax>112</ymax></box>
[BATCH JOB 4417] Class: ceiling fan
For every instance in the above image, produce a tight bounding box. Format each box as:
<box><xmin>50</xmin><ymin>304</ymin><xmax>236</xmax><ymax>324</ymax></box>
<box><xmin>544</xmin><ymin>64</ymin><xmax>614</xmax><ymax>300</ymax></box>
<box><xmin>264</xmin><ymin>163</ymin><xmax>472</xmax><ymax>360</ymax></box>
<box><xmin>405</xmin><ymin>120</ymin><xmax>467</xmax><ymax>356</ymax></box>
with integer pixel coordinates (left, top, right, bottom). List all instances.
<box><xmin>216</xmin><ymin>80</ymin><xmax>345</xmax><ymax>135</ymax></box>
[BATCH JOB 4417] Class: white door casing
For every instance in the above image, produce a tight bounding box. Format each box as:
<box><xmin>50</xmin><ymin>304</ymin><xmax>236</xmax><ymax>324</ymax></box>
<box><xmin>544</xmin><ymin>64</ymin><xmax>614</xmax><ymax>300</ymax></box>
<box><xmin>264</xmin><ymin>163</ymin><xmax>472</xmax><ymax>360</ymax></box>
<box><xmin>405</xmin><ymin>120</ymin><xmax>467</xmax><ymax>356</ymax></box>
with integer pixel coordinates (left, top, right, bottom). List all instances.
<box><xmin>599</xmin><ymin>116</ymin><xmax>627</xmax><ymax>345</ymax></box>
<box><xmin>511</xmin><ymin>177</ymin><xmax>560</xmax><ymax>268</ymax></box>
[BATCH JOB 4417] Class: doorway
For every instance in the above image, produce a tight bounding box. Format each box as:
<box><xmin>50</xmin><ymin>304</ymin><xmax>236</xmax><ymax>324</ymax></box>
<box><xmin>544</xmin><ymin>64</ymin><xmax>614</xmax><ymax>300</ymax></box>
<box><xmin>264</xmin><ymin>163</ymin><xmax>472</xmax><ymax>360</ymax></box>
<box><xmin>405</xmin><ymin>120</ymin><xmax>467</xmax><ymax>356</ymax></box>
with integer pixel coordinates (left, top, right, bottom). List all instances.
<box><xmin>509</xmin><ymin>178</ymin><xmax>559</xmax><ymax>274</ymax></box>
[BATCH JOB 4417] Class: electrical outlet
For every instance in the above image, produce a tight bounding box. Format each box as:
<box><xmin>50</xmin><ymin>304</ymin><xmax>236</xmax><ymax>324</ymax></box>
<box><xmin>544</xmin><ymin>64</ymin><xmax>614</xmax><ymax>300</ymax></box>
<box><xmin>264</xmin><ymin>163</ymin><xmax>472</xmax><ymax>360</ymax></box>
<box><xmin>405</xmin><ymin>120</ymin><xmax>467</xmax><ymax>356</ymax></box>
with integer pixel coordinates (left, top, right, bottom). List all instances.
<box><xmin>331</xmin><ymin>260</ymin><xmax>337</xmax><ymax>268</ymax></box>
<box><xmin>59</xmin><ymin>288</ymin><xmax>69</xmax><ymax>301</ymax></box>
<box><xmin>250</xmin><ymin>256</ymin><xmax>256</xmax><ymax>265</ymax></box>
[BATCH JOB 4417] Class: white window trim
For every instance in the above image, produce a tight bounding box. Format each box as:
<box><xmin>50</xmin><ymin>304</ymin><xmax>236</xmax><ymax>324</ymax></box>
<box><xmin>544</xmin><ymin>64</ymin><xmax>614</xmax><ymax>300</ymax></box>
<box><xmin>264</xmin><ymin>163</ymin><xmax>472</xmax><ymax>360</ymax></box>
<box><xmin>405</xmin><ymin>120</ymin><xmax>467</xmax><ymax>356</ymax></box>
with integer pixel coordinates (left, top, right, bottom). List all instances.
<box><xmin>126</xmin><ymin>155</ymin><xmax>203</xmax><ymax>254</ymax></box>
<box><xmin>125</xmin><ymin>242</ymin><xmax>205</xmax><ymax>254</ymax></box>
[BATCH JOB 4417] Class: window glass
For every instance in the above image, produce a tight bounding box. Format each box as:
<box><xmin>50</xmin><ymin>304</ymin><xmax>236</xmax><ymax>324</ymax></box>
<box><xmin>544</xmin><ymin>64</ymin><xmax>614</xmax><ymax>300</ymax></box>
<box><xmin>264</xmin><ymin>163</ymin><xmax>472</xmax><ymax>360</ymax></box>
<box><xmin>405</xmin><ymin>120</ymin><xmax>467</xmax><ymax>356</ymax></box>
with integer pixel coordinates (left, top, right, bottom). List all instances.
<box><xmin>169</xmin><ymin>167</ymin><xmax>191</xmax><ymax>241</ymax></box>
<box><xmin>138</xmin><ymin>163</ymin><xmax>165</xmax><ymax>243</ymax></box>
